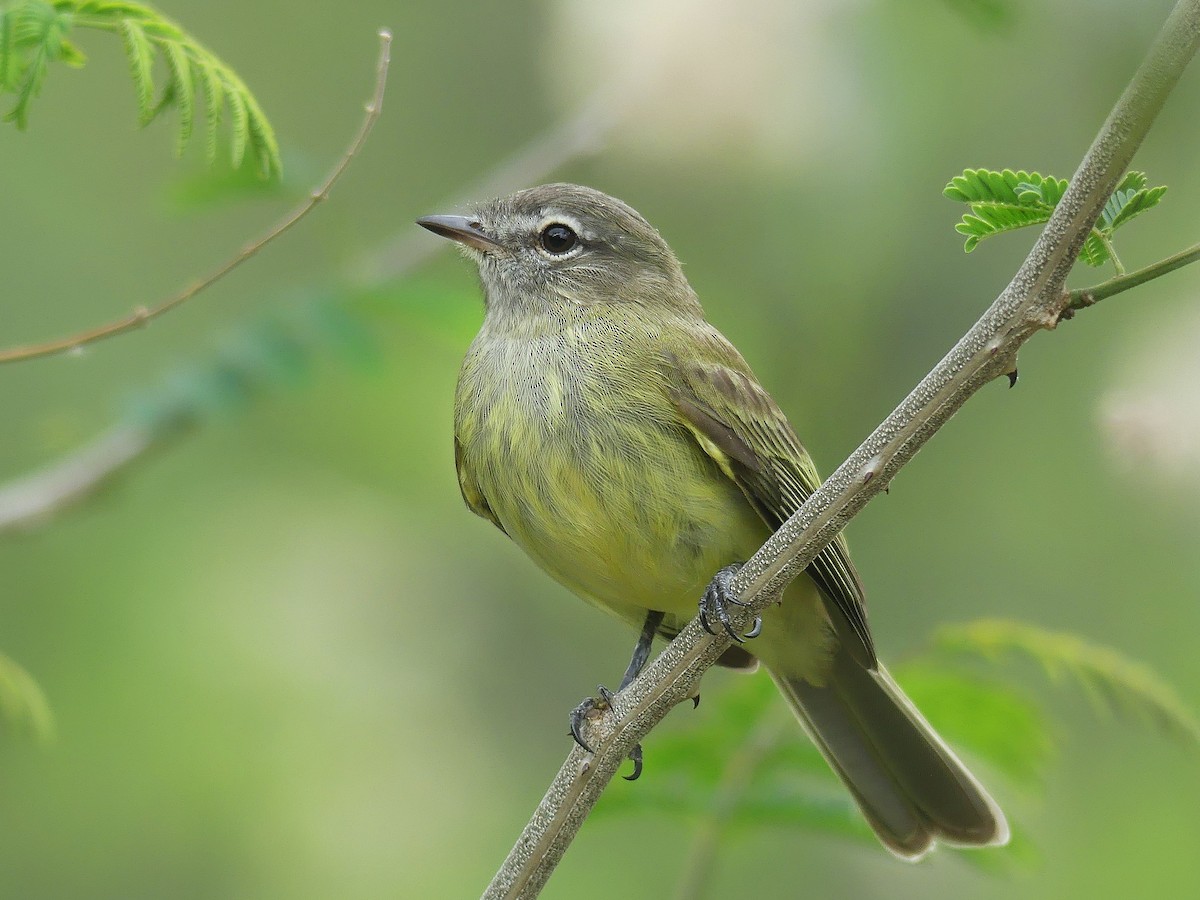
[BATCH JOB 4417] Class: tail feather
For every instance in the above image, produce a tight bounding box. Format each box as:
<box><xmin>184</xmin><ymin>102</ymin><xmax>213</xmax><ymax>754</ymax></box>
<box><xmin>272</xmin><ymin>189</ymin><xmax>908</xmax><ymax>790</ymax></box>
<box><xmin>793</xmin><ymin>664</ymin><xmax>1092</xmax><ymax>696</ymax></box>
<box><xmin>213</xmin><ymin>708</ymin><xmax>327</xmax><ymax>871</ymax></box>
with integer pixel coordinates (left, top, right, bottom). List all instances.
<box><xmin>770</xmin><ymin>647</ymin><xmax>1009</xmax><ymax>860</ymax></box>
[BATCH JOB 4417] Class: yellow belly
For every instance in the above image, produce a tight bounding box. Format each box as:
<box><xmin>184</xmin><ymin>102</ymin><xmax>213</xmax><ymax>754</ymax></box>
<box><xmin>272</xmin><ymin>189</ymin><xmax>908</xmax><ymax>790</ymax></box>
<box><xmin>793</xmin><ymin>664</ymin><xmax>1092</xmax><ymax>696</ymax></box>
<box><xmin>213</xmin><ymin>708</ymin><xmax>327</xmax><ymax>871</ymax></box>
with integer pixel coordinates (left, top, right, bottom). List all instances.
<box><xmin>454</xmin><ymin>315</ymin><xmax>836</xmax><ymax>679</ymax></box>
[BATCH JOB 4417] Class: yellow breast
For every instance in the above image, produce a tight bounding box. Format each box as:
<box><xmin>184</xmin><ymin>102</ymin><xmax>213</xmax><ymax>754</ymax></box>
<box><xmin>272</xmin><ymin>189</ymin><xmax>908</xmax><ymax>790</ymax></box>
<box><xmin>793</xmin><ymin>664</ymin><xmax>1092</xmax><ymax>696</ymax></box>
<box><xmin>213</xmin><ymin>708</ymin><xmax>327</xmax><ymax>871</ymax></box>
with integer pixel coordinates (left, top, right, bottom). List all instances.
<box><xmin>454</xmin><ymin>311</ymin><xmax>766</xmax><ymax>626</ymax></box>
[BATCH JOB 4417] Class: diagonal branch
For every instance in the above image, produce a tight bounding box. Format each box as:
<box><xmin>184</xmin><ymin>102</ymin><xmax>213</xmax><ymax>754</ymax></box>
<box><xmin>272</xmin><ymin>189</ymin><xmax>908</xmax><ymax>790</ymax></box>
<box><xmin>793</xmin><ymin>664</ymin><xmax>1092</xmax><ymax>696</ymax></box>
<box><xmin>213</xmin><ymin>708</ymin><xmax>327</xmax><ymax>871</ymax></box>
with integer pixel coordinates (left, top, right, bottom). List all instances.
<box><xmin>0</xmin><ymin>29</ymin><xmax>393</xmax><ymax>366</ymax></box>
<box><xmin>482</xmin><ymin>1</ymin><xmax>1200</xmax><ymax>897</ymax></box>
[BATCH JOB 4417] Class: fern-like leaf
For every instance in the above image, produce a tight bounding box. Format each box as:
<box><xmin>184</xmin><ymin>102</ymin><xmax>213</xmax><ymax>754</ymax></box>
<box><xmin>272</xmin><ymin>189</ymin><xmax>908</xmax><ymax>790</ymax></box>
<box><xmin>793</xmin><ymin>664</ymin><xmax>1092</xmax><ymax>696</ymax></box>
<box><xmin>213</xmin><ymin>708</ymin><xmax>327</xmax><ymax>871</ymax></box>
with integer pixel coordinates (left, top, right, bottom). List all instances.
<box><xmin>936</xmin><ymin>619</ymin><xmax>1200</xmax><ymax>747</ymax></box>
<box><xmin>945</xmin><ymin>167</ymin><xmax>1166</xmax><ymax>270</ymax></box>
<box><xmin>0</xmin><ymin>651</ymin><xmax>54</xmax><ymax>743</ymax></box>
<box><xmin>1098</xmin><ymin>170</ymin><xmax>1168</xmax><ymax>233</ymax></box>
<box><xmin>944</xmin><ymin>169</ymin><xmax>1067</xmax><ymax>253</ymax></box>
<box><xmin>0</xmin><ymin>0</ymin><xmax>81</xmax><ymax>128</ymax></box>
<box><xmin>197</xmin><ymin>56</ymin><xmax>224</xmax><ymax>163</ymax></box>
<box><xmin>160</xmin><ymin>34</ymin><xmax>190</xmax><ymax>151</ymax></box>
<box><xmin>117</xmin><ymin>15</ymin><xmax>152</xmax><ymax>122</ymax></box>
<box><xmin>226</xmin><ymin>84</ymin><xmax>248</xmax><ymax>170</ymax></box>
<box><xmin>0</xmin><ymin>0</ymin><xmax>280</xmax><ymax>176</ymax></box>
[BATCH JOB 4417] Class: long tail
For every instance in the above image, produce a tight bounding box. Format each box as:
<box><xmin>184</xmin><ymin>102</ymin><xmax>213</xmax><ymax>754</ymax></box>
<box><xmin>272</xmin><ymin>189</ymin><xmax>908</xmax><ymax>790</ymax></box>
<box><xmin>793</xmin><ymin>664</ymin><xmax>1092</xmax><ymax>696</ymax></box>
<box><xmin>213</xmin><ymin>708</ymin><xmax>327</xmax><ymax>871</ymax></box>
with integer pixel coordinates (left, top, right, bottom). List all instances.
<box><xmin>769</xmin><ymin>646</ymin><xmax>1009</xmax><ymax>860</ymax></box>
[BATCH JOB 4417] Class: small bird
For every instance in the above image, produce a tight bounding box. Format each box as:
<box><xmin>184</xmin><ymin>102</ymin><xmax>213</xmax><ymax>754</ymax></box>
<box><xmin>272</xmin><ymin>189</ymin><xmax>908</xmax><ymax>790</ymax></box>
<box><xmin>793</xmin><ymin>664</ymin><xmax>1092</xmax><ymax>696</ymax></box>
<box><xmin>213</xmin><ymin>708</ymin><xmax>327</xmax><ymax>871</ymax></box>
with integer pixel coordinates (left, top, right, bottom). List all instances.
<box><xmin>417</xmin><ymin>183</ymin><xmax>1008</xmax><ymax>859</ymax></box>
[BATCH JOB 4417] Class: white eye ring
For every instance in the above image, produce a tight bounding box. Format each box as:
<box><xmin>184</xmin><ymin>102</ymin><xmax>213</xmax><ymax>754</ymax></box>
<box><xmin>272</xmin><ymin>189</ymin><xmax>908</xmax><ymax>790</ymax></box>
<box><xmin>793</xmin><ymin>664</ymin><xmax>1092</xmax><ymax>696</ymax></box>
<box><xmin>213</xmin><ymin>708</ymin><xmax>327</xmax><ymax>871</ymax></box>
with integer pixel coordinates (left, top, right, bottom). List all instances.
<box><xmin>535</xmin><ymin>215</ymin><xmax>585</xmax><ymax>258</ymax></box>
<box><xmin>540</xmin><ymin>222</ymin><xmax>578</xmax><ymax>255</ymax></box>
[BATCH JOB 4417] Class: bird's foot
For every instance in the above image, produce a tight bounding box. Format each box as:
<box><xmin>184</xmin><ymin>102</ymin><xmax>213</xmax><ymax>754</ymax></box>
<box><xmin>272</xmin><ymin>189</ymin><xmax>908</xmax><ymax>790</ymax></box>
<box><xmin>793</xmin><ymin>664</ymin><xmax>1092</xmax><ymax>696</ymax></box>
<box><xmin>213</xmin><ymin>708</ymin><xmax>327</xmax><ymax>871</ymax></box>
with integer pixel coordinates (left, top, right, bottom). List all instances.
<box><xmin>569</xmin><ymin>686</ymin><xmax>643</xmax><ymax>781</ymax></box>
<box><xmin>699</xmin><ymin>562</ymin><xmax>762</xmax><ymax>643</ymax></box>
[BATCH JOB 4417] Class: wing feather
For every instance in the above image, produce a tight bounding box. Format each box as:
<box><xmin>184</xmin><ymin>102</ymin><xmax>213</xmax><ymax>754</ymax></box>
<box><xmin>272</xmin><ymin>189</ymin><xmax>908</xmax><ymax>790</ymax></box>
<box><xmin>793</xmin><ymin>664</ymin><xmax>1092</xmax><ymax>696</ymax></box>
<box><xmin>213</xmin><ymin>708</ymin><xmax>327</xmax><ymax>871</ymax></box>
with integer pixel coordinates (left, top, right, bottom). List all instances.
<box><xmin>455</xmin><ymin>436</ymin><xmax>506</xmax><ymax>535</ymax></box>
<box><xmin>667</xmin><ymin>335</ymin><xmax>876</xmax><ymax>667</ymax></box>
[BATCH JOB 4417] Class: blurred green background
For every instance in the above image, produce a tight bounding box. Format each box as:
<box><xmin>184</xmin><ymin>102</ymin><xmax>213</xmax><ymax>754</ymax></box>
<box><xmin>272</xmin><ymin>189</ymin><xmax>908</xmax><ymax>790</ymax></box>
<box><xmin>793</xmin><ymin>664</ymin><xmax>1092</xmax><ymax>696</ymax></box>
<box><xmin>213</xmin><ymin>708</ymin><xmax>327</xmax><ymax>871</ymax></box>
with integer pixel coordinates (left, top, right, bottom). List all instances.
<box><xmin>3</xmin><ymin>0</ymin><xmax>1200</xmax><ymax>897</ymax></box>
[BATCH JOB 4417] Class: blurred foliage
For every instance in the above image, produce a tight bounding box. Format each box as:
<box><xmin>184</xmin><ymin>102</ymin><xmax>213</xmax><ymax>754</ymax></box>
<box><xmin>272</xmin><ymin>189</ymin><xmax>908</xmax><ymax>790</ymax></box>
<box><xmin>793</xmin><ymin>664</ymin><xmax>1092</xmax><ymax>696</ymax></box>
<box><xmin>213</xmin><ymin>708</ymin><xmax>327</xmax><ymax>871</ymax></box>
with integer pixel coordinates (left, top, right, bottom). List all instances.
<box><xmin>936</xmin><ymin>619</ymin><xmax>1200</xmax><ymax>746</ymax></box>
<box><xmin>0</xmin><ymin>0</ymin><xmax>279</xmax><ymax>174</ymax></box>
<box><xmin>595</xmin><ymin>618</ymin><xmax>1196</xmax><ymax>883</ymax></box>
<box><xmin>3</xmin><ymin>1</ymin><xmax>1200</xmax><ymax>898</ymax></box>
<box><xmin>0</xmin><ymin>652</ymin><xmax>54</xmax><ymax>743</ymax></box>
<box><xmin>940</xmin><ymin>0</ymin><xmax>1019</xmax><ymax>31</ymax></box>
<box><xmin>120</xmin><ymin>278</ymin><xmax>470</xmax><ymax>435</ymax></box>
<box><xmin>945</xmin><ymin>169</ymin><xmax>1168</xmax><ymax>271</ymax></box>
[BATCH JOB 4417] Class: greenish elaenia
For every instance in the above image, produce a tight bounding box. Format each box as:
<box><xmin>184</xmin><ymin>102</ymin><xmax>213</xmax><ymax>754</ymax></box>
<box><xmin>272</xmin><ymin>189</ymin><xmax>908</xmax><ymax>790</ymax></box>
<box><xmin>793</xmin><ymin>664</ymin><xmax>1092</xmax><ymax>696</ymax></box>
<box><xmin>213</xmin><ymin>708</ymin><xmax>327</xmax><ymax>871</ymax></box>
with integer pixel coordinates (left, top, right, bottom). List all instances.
<box><xmin>418</xmin><ymin>183</ymin><xmax>1008</xmax><ymax>859</ymax></box>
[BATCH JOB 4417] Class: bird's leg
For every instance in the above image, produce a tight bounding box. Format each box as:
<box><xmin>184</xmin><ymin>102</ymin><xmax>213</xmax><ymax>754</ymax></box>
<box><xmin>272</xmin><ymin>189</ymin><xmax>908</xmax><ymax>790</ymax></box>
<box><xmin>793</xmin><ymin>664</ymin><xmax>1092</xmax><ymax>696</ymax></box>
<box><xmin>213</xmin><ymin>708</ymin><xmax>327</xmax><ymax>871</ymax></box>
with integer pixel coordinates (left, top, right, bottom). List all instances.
<box><xmin>699</xmin><ymin>562</ymin><xmax>762</xmax><ymax>643</ymax></box>
<box><xmin>619</xmin><ymin>608</ymin><xmax>665</xmax><ymax>690</ymax></box>
<box><xmin>569</xmin><ymin>609</ymin><xmax>665</xmax><ymax>782</ymax></box>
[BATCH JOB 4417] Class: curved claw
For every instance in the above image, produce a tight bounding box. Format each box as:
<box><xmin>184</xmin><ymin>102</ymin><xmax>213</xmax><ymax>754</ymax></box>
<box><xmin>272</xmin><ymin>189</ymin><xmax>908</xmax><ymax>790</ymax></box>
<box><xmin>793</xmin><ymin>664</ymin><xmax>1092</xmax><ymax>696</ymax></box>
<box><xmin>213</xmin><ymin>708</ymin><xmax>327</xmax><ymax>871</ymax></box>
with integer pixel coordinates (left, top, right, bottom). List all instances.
<box><xmin>569</xmin><ymin>697</ymin><xmax>598</xmax><ymax>752</ymax></box>
<box><xmin>698</xmin><ymin>563</ymin><xmax>761</xmax><ymax>644</ymax></box>
<box><xmin>743</xmin><ymin>615</ymin><xmax>763</xmax><ymax>640</ymax></box>
<box><xmin>570</xmin><ymin>688</ymin><xmax>649</xmax><ymax>780</ymax></box>
<box><xmin>623</xmin><ymin>743</ymin><xmax>644</xmax><ymax>781</ymax></box>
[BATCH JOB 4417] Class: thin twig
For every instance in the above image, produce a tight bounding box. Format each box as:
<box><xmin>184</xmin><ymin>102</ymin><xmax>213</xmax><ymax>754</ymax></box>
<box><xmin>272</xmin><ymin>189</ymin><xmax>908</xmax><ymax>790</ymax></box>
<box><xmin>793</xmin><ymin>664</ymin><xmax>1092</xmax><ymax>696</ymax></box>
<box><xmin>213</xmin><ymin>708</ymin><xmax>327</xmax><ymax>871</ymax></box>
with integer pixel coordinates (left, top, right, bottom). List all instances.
<box><xmin>0</xmin><ymin>29</ymin><xmax>394</xmax><ymax>366</ymax></box>
<box><xmin>483</xmin><ymin>2</ymin><xmax>1200</xmax><ymax>897</ymax></box>
<box><xmin>1065</xmin><ymin>238</ymin><xmax>1200</xmax><ymax>314</ymax></box>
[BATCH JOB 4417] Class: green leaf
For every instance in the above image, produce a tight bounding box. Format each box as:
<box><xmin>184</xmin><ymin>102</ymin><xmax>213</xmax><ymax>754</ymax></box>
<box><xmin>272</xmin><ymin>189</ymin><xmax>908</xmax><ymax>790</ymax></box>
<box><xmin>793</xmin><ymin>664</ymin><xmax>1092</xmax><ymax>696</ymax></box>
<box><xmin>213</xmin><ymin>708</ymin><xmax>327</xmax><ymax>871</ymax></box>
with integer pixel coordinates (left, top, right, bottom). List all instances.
<box><xmin>56</xmin><ymin>35</ymin><xmax>84</xmax><ymax>67</ymax></box>
<box><xmin>1097</xmin><ymin>171</ymin><xmax>1167</xmax><ymax>234</ymax></box>
<box><xmin>0</xmin><ymin>652</ymin><xmax>54</xmax><ymax>743</ymax></box>
<box><xmin>1</xmin><ymin>0</ymin><xmax>281</xmax><ymax>176</ymax></box>
<box><xmin>0</xmin><ymin>9</ymin><xmax>16</xmax><ymax>91</ymax></box>
<box><xmin>944</xmin><ymin>169</ymin><xmax>1064</xmax><ymax>253</ymax></box>
<box><xmin>226</xmin><ymin>83</ymin><xmax>248</xmax><ymax>169</ymax></box>
<box><xmin>198</xmin><ymin>57</ymin><xmax>225</xmax><ymax>163</ymax></box>
<box><xmin>1</xmin><ymin>0</ymin><xmax>76</xmax><ymax>128</ymax></box>
<box><xmin>945</xmin><ymin>167</ymin><xmax>1167</xmax><ymax>270</ymax></box>
<box><xmin>935</xmin><ymin>619</ymin><xmax>1200</xmax><ymax>748</ymax></box>
<box><xmin>118</xmin><ymin>16</ymin><xmax>153</xmax><ymax>123</ymax></box>
<box><xmin>162</xmin><ymin>37</ymin><xmax>192</xmax><ymax>153</ymax></box>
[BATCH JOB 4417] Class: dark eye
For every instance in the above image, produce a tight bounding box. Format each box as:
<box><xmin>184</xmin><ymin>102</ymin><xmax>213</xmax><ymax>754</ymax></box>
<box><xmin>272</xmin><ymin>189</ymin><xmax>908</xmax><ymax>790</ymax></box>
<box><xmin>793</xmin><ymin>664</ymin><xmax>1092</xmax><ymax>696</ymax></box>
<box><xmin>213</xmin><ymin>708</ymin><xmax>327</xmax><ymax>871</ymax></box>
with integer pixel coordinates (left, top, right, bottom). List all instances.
<box><xmin>539</xmin><ymin>223</ymin><xmax>578</xmax><ymax>255</ymax></box>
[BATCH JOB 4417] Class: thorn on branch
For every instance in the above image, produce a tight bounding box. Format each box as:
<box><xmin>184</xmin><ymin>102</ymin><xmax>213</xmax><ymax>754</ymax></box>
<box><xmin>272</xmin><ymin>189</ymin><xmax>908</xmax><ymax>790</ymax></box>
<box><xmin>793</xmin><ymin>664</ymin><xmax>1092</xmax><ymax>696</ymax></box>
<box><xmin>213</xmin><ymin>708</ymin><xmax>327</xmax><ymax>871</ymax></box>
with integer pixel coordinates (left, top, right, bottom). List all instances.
<box><xmin>1007</xmin><ymin>369</ymin><xmax>1019</xmax><ymax>388</ymax></box>
<box><xmin>860</xmin><ymin>455</ymin><xmax>884</xmax><ymax>485</ymax></box>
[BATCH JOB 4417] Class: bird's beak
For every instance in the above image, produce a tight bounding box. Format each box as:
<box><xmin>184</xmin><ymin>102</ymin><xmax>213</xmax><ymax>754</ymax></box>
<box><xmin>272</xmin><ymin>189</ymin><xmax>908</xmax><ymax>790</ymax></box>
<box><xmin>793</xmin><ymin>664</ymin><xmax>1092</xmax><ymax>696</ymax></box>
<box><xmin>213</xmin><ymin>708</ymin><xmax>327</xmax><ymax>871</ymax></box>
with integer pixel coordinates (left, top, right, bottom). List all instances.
<box><xmin>415</xmin><ymin>215</ymin><xmax>502</xmax><ymax>252</ymax></box>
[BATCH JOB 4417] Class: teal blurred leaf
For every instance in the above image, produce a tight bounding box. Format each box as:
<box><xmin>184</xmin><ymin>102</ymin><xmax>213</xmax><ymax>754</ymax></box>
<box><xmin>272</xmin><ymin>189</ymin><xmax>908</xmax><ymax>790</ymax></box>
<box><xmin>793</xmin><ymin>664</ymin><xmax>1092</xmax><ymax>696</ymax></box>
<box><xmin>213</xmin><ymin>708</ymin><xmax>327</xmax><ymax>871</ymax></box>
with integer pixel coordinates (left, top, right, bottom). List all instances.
<box><xmin>0</xmin><ymin>652</ymin><xmax>54</xmax><ymax>743</ymax></box>
<box><xmin>935</xmin><ymin>619</ymin><xmax>1200</xmax><ymax>748</ymax></box>
<box><xmin>118</xmin><ymin>277</ymin><xmax>486</xmax><ymax>437</ymax></box>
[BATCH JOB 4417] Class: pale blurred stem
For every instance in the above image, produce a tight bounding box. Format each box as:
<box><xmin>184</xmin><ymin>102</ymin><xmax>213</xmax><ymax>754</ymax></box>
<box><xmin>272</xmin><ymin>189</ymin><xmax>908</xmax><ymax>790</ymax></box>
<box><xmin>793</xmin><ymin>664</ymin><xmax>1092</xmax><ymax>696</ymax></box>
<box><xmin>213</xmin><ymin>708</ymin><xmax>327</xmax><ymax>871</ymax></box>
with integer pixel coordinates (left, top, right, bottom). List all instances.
<box><xmin>0</xmin><ymin>425</ymin><xmax>157</xmax><ymax>535</ymax></box>
<box><xmin>356</xmin><ymin>91</ymin><xmax>616</xmax><ymax>281</ymax></box>
<box><xmin>484</xmin><ymin>2</ymin><xmax>1200</xmax><ymax>898</ymax></box>
<box><xmin>673</xmin><ymin>716</ymin><xmax>789</xmax><ymax>900</ymax></box>
<box><xmin>1067</xmin><ymin>239</ymin><xmax>1200</xmax><ymax>312</ymax></box>
<box><xmin>0</xmin><ymin>30</ymin><xmax>393</xmax><ymax>366</ymax></box>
